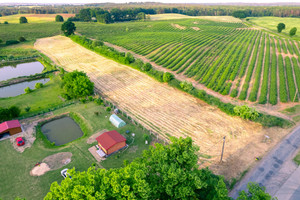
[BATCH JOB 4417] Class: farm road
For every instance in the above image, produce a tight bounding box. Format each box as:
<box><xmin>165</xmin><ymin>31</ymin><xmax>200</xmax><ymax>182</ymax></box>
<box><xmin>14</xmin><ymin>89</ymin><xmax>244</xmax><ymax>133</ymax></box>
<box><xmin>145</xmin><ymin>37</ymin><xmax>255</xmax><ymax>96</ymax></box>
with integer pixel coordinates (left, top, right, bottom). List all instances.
<box><xmin>230</xmin><ymin>125</ymin><xmax>300</xmax><ymax>199</ymax></box>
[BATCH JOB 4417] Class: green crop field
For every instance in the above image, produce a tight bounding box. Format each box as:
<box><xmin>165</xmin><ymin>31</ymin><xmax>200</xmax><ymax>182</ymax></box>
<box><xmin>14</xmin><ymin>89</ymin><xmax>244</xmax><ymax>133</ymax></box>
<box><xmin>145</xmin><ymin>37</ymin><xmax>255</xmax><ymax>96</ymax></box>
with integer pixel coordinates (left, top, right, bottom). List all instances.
<box><xmin>76</xmin><ymin>18</ymin><xmax>300</xmax><ymax>105</ymax></box>
<box><xmin>248</xmin><ymin>17</ymin><xmax>300</xmax><ymax>39</ymax></box>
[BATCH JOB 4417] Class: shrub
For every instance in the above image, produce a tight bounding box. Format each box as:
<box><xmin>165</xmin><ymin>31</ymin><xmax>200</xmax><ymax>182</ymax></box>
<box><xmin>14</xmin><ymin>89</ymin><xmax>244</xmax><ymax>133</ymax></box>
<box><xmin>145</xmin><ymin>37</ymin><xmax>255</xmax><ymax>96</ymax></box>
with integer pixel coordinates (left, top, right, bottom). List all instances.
<box><xmin>106</xmin><ymin>107</ymin><xmax>111</xmax><ymax>112</ymax></box>
<box><xmin>80</xmin><ymin>98</ymin><xmax>87</xmax><ymax>104</ymax></box>
<box><xmin>125</xmin><ymin>52</ymin><xmax>135</xmax><ymax>64</ymax></box>
<box><xmin>94</xmin><ymin>98</ymin><xmax>103</xmax><ymax>105</ymax></box>
<box><xmin>277</xmin><ymin>23</ymin><xmax>285</xmax><ymax>33</ymax></box>
<box><xmin>4</xmin><ymin>21</ymin><xmax>8</xmax><ymax>24</ymax></box>
<box><xmin>142</xmin><ymin>63</ymin><xmax>152</xmax><ymax>71</ymax></box>
<box><xmin>163</xmin><ymin>72</ymin><xmax>174</xmax><ymax>83</ymax></box>
<box><xmin>18</xmin><ymin>36</ymin><xmax>26</xmax><ymax>42</ymax></box>
<box><xmin>92</xmin><ymin>40</ymin><xmax>103</xmax><ymax>47</ymax></box>
<box><xmin>24</xmin><ymin>87</ymin><xmax>32</xmax><ymax>94</ymax></box>
<box><xmin>25</xmin><ymin>106</ymin><xmax>31</xmax><ymax>112</ymax></box>
<box><xmin>9</xmin><ymin>106</ymin><xmax>21</xmax><ymax>118</ymax></box>
<box><xmin>5</xmin><ymin>40</ymin><xmax>19</xmax><ymax>45</ymax></box>
<box><xmin>19</xmin><ymin>16</ymin><xmax>28</xmax><ymax>24</ymax></box>
<box><xmin>88</xmin><ymin>96</ymin><xmax>94</xmax><ymax>101</ymax></box>
<box><xmin>289</xmin><ymin>27</ymin><xmax>297</xmax><ymax>36</ymax></box>
<box><xmin>35</xmin><ymin>83</ymin><xmax>44</xmax><ymax>89</ymax></box>
<box><xmin>234</xmin><ymin>105</ymin><xmax>259</xmax><ymax>120</ymax></box>
<box><xmin>180</xmin><ymin>81</ymin><xmax>194</xmax><ymax>92</ymax></box>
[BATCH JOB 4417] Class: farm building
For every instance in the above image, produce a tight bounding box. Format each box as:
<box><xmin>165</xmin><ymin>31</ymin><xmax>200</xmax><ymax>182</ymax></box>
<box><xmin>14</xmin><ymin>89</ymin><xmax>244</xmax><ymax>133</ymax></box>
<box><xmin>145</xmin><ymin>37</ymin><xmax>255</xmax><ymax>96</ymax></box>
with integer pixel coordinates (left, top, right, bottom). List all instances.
<box><xmin>109</xmin><ymin>114</ymin><xmax>126</xmax><ymax>128</ymax></box>
<box><xmin>0</xmin><ymin>120</ymin><xmax>22</xmax><ymax>136</ymax></box>
<box><xmin>96</xmin><ymin>130</ymin><xmax>126</xmax><ymax>155</ymax></box>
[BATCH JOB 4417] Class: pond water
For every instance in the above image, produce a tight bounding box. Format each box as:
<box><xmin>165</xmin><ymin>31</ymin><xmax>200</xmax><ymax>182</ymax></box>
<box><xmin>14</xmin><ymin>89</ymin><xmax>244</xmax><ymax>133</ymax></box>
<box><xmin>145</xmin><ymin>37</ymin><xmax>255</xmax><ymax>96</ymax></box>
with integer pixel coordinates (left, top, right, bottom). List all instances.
<box><xmin>0</xmin><ymin>61</ymin><xmax>44</xmax><ymax>82</ymax></box>
<box><xmin>41</xmin><ymin>117</ymin><xmax>83</xmax><ymax>146</ymax></box>
<box><xmin>0</xmin><ymin>78</ymin><xmax>49</xmax><ymax>98</ymax></box>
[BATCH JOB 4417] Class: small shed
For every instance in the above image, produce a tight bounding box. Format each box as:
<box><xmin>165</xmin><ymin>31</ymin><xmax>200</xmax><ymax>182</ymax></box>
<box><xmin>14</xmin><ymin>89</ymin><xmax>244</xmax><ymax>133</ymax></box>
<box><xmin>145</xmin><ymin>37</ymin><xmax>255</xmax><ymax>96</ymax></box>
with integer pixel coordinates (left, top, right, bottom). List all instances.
<box><xmin>109</xmin><ymin>114</ymin><xmax>126</xmax><ymax>128</ymax></box>
<box><xmin>96</xmin><ymin>130</ymin><xmax>127</xmax><ymax>155</ymax></box>
<box><xmin>0</xmin><ymin>120</ymin><xmax>22</xmax><ymax>136</ymax></box>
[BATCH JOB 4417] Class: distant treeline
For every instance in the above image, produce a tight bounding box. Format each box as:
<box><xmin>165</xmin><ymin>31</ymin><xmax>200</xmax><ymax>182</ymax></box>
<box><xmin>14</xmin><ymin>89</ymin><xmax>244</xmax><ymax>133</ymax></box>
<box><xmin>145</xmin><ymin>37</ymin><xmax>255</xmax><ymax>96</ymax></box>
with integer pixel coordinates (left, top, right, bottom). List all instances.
<box><xmin>1</xmin><ymin>4</ymin><xmax>300</xmax><ymax>18</ymax></box>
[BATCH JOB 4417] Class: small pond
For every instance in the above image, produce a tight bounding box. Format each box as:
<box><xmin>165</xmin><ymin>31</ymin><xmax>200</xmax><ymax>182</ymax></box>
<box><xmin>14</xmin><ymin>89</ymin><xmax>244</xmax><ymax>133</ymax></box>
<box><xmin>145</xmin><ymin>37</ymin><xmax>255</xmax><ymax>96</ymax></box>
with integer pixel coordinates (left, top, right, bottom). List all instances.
<box><xmin>0</xmin><ymin>78</ymin><xmax>49</xmax><ymax>98</ymax></box>
<box><xmin>41</xmin><ymin>117</ymin><xmax>83</xmax><ymax>146</ymax></box>
<box><xmin>0</xmin><ymin>61</ymin><xmax>44</xmax><ymax>82</ymax></box>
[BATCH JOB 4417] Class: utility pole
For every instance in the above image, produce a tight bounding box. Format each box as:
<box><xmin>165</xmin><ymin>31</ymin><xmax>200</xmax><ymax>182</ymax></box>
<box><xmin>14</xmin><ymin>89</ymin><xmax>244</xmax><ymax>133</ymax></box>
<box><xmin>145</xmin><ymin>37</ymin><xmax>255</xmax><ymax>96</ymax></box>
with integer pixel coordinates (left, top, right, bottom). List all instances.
<box><xmin>220</xmin><ymin>136</ymin><xmax>226</xmax><ymax>163</ymax></box>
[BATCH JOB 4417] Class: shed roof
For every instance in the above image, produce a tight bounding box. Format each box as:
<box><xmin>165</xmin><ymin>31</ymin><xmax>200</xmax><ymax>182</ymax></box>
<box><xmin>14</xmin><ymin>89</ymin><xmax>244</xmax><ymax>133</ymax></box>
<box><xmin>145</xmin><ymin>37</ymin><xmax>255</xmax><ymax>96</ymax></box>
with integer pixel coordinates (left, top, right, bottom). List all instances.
<box><xmin>0</xmin><ymin>120</ymin><xmax>21</xmax><ymax>133</ymax></box>
<box><xmin>96</xmin><ymin>130</ymin><xmax>126</xmax><ymax>151</ymax></box>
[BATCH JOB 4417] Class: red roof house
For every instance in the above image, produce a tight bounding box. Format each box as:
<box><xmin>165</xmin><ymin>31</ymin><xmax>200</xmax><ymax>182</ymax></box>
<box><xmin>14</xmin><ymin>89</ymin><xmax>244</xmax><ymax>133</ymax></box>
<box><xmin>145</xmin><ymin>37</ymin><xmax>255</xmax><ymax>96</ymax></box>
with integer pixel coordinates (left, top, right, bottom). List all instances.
<box><xmin>96</xmin><ymin>130</ymin><xmax>126</xmax><ymax>155</ymax></box>
<box><xmin>0</xmin><ymin>120</ymin><xmax>22</xmax><ymax>136</ymax></box>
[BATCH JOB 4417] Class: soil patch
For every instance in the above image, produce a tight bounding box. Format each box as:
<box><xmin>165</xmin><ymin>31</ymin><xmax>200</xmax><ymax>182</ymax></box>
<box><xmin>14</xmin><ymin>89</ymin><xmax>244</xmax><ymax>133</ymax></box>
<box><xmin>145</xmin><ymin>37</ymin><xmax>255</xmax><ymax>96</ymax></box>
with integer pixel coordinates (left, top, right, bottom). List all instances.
<box><xmin>30</xmin><ymin>163</ymin><xmax>51</xmax><ymax>176</ymax></box>
<box><xmin>42</xmin><ymin>152</ymin><xmax>72</xmax><ymax>170</ymax></box>
<box><xmin>192</xmin><ymin>27</ymin><xmax>200</xmax><ymax>31</ymax></box>
<box><xmin>171</xmin><ymin>23</ymin><xmax>186</xmax><ymax>30</ymax></box>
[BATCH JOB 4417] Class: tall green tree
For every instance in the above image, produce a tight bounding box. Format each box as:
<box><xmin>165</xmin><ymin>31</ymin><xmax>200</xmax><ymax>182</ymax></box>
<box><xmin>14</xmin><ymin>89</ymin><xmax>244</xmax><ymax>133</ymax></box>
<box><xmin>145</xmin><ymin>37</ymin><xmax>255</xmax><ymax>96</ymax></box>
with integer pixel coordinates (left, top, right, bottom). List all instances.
<box><xmin>79</xmin><ymin>8</ymin><xmax>91</xmax><ymax>22</ymax></box>
<box><xmin>61</xmin><ymin>21</ymin><xmax>76</xmax><ymax>36</ymax></box>
<box><xmin>237</xmin><ymin>182</ymin><xmax>276</xmax><ymax>200</ymax></box>
<box><xmin>55</xmin><ymin>15</ymin><xmax>64</xmax><ymax>22</ymax></box>
<box><xmin>277</xmin><ymin>23</ymin><xmax>286</xmax><ymax>33</ymax></box>
<box><xmin>61</xmin><ymin>70</ymin><xmax>94</xmax><ymax>99</ymax></box>
<box><xmin>289</xmin><ymin>27</ymin><xmax>297</xmax><ymax>36</ymax></box>
<box><xmin>19</xmin><ymin>16</ymin><xmax>28</xmax><ymax>24</ymax></box>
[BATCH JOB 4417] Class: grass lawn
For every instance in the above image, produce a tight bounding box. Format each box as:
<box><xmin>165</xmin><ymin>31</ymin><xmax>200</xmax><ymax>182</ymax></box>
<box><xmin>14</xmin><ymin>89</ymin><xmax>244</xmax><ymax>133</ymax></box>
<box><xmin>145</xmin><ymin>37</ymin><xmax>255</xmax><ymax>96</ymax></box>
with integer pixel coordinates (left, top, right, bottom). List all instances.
<box><xmin>0</xmin><ymin>100</ymin><xmax>151</xmax><ymax>200</ymax></box>
<box><xmin>294</xmin><ymin>150</ymin><xmax>300</xmax><ymax>165</ymax></box>
<box><xmin>0</xmin><ymin>75</ymin><xmax>65</xmax><ymax>116</ymax></box>
<box><xmin>248</xmin><ymin>17</ymin><xmax>300</xmax><ymax>40</ymax></box>
<box><xmin>0</xmin><ymin>14</ymin><xmax>75</xmax><ymax>24</ymax></box>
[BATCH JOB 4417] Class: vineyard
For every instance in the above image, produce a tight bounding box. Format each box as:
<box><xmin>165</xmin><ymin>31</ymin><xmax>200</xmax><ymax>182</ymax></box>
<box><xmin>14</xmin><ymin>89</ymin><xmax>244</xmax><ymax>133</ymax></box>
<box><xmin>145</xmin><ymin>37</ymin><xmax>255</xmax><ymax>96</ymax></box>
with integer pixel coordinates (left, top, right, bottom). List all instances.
<box><xmin>76</xmin><ymin>18</ymin><xmax>300</xmax><ymax>105</ymax></box>
<box><xmin>35</xmin><ymin>36</ymin><xmax>289</xmax><ymax>178</ymax></box>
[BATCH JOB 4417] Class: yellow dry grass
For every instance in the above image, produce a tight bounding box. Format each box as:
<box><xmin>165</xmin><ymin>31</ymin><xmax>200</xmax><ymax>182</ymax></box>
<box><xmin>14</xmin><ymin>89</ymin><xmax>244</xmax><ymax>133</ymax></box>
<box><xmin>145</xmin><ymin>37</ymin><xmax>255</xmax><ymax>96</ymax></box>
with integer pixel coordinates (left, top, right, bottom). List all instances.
<box><xmin>150</xmin><ymin>13</ymin><xmax>242</xmax><ymax>23</ymax></box>
<box><xmin>0</xmin><ymin>14</ymin><xmax>75</xmax><ymax>23</ymax></box>
<box><xmin>35</xmin><ymin>36</ymin><xmax>290</xmax><ymax>179</ymax></box>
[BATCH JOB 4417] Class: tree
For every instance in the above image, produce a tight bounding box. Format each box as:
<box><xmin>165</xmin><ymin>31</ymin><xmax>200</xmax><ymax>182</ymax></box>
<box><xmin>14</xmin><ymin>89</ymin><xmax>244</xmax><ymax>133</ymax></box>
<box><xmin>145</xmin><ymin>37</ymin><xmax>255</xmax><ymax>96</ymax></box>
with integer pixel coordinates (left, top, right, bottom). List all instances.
<box><xmin>180</xmin><ymin>81</ymin><xmax>194</xmax><ymax>92</ymax></box>
<box><xmin>4</xmin><ymin>21</ymin><xmax>8</xmax><ymax>24</ymax></box>
<box><xmin>79</xmin><ymin>8</ymin><xmax>91</xmax><ymax>22</ymax></box>
<box><xmin>19</xmin><ymin>16</ymin><xmax>28</xmax><ymax>24</ymax></box>
<box><xmin>277</xmin><ymin>23</ymin><xmax>285</xmax><ymax>33</ymax></box>
<box><xmin>0</xmin><ymin>39</ymin><xmax>2</xmax><ymax>44</ymax></box>
<box><xmin>163</xmin><ymin>72</ymin><xmax>174</xmax><ymax>82</ymax></box>
<box><xmin>61</xmin><ymin>21</ymin><xmax>76</xmax><ymax>36</ymax></box>
<box><xmin>61</xmin><ymin>70</ymin><xmax>94</xmax><ymax>99</ymax></box>
<box><xmin>55</xmin><ymin>15</ymin><xmax>64</xmax><ymax>22</ymax></box>
<box><xmin>35</xmin><ymin>82</ymin><xmax>44</xmax><ymax>89</ymax></box>
<box><xmin>236</xmin><ymin>182</ymin><xmax>275</xmax><ymax>200</ymax></box>
<box><xmin>24</xmin><ymin>87</ymin><xmax>32</xmax><ymax>94</ymax></box>
<box><xmin>125</xmin><ymin>52</ymin><xmax>135</xmax><ymax>64</ymax></box>
<box><xmin>142</xmin><ymin>63</ymin><xmax>152</xmax><ymax>71</ymax></box>
<box><xmin>232</xmin><ymin>10</ymin><xmax>248</xmax><ymax>18</ymax></box>
<box><xmin>96</xmin><ymin>12</ymin><xmax>111</xmax><ymax>24</ymax></box>
<box><xmin>234</xmin><ymin>105</ymin><xmax>259</xmax><ymax>120</ymax></box>
<box><xmin>289</xmin><ymin>27</ymin><xmax>297</xmax><ymax>36</ymax></box>
<box><xmin>9</xmin><ymin>106</ymin><xmax>21</xmax><ymax>118</ymax></box>
<box><xmin>137</xmin><ymin>12</ymin><xmax>146</xmax><ymax>21</ymax></box>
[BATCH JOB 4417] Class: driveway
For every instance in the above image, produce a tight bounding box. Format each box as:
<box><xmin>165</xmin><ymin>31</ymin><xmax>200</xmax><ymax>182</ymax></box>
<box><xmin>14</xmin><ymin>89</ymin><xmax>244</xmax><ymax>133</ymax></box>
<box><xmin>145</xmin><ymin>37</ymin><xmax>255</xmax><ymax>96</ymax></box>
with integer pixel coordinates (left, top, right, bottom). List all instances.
<box><xmin>230</xmin><ymin>125</ymin><xmax>300</xmax><ymax>199</ymax></box>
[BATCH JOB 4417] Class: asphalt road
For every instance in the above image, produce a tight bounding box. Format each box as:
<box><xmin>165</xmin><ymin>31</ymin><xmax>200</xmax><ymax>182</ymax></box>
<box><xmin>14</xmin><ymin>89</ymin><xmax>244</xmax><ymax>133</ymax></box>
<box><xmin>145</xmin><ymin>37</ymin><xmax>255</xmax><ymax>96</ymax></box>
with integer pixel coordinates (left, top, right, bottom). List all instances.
<box><xmin>230</xmin><ymin>125</ymin><xmax>300</xmax><ymax>199</ymax></box>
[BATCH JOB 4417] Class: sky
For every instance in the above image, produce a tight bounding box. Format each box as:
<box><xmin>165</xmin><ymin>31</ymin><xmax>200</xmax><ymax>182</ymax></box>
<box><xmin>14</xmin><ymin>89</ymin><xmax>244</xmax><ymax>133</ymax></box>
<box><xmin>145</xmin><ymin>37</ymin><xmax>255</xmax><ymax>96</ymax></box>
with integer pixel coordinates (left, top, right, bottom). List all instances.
<box><xmin>1</xmin><ymin>0</ymin><xmax>300</xmax><ymax>4</ymax></box>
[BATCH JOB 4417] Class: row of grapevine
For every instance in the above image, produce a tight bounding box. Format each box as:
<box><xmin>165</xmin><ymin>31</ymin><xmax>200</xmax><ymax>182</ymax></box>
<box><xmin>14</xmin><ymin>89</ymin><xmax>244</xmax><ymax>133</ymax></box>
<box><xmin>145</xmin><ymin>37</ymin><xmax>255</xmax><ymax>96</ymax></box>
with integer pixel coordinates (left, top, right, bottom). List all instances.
<box><xmin>258</xmin><ymin>36</ymin><xmax>270</xmax><ymax>104</ymax></box>
<box><xmin>268</xmin><ymin>37</ymin><xmax>278</xmax><ymax>105</ymax></box>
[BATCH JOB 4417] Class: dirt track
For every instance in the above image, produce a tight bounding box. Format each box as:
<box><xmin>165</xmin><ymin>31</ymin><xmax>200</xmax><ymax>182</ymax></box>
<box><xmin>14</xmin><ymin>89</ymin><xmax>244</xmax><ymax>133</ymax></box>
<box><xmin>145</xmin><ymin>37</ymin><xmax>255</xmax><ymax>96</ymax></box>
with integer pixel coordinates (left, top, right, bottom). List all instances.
<box><xmin>35</xmin><ymin>36</ymin><xmax>291</xmax><ymax>179</ymax></box>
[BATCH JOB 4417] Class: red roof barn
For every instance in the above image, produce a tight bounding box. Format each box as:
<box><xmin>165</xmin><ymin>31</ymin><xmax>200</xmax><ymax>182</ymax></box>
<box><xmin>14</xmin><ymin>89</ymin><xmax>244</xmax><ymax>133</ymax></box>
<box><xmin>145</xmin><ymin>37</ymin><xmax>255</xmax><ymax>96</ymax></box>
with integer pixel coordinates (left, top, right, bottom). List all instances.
<box><xmin>0</xmin><ymin>120</ymin><xmax>22</xmax><ymax>136</ymax></box>
<box><xmin>96</xmin><ymin>130</ymin><xmax>126</xmax><ymax>155</ymax></box>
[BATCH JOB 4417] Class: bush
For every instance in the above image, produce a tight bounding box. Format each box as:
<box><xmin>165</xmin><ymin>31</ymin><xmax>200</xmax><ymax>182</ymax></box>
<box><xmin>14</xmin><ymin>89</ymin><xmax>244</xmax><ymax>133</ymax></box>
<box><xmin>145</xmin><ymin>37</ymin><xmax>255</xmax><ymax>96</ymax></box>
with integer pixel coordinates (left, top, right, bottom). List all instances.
<box><xmin>35</xmin><ymin>83</ymin><xmax>44</xmax><ymax>89</ymax></box>
<box><xmin>19</xmin><ymin>16</ymin><xmax>28</xmax><ymax>24</ymax></box>
<box><xmin>24</xmin><ymin>87</ymin><xmax>32</xmax><ymax>94</ymax></box>
<box><xmin>289</xmin><ymin>27</ymin><xmax>297</xmax><ymax>36</ymax></box>
<box><xmin>142</xmin><ymin>63</ymin><xmax>152</xmax><ymax>71</ymax></box>
<box><xmin>125</xmin><ymin>52</ymin><xmax>135</xmax><ymax>64</ymax></box>
<box><xmin>25</xmin><ymin>106</ymin><xmax>31</xmax><ymax>112</ymax></box>
<box><xmin>92</xmin><ymin>40</ymin><xmax>103</xmax><ymax>47</ymax></box>
<box><xmin>0</xmin><ymin>39</ymin><xmax>2</xmax><ymax>44</ymax></box>
<box><xmin>94</xmin><ymin>98</ymin><xmax>103</xmax><ymax>105</ymax></box>
<box><xmin>18</xmin><ymin>36</ymin><xmax>26</xmax><ymax>42</ymax></box>
<box><xmin>80</xmin><ymin>98</ymin><xmax>87</xmax><ymax>104</ymax></box>
<box><xmin>234</xmin><ymin>105</ymin><xmax>259</xmax><ymax>120</ymax></box>
<box><xmin>106</xmin><ymin>107</ymin><xmax>111</xmax><ymax>112</ymax></box>
<box><xmin>0</xmin><ymin>106</ymin><xmax>21</xmax><ymax>121</ymax></box>
<box><xmin>5</xmin><ymin>40</ymin><xmax>19</xmax><ymax>45</ymax></box>
<box><xmin>180</xmin><ymin>81</ymin><xmax>194</xmax><ymax>92</ymax></box>
<box><xmin>88</xmin><ymin>96</ymin><xmax>94</xmax><ymax>101</ymax></box>
<box><xmin>4</xmin><ymin>21</ymin><xmax>8</xmax><ymax>24</ymax></box>
<box><xmin>163</xmin><ymin>72</ymin><xmax>174</xmax><ymax>83</ymax></box>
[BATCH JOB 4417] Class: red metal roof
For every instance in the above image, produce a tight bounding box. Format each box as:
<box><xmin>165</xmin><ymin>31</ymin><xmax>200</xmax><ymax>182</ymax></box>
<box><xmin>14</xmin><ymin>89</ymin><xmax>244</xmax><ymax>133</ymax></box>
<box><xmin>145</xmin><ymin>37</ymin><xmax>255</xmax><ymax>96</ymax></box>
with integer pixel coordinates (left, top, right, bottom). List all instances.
<box><xmin>96</xmin><ymin>130</ymin><xmax>126</xmax><ymax>151</ymax></box>
<box><xmin>0</xmin><ymin>120</ymin><xmax>21</xmax><ymax>133</ymax></box>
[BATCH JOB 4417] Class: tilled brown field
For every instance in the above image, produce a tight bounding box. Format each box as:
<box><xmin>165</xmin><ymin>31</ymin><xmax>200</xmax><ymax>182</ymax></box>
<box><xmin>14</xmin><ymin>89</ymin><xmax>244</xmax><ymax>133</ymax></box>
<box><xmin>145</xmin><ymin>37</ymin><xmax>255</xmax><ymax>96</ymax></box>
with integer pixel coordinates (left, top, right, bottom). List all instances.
<box><xmin>35</xmin><ymin>36</ymin><xmax>290</xmax><ymax>179</ymax></box>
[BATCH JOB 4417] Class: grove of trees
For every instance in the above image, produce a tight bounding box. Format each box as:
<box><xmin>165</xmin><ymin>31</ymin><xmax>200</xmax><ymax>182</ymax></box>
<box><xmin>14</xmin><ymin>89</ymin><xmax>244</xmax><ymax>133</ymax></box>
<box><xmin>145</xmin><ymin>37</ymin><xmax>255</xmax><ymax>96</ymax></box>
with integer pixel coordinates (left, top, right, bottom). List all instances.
<box><xmin>61</xmin><ymin>70</ymin><xmax>94</xmax><ymax>99</ymax></box>
<box><xmin>0</xmin><ymin>106</ymin><xmax>21</xmax><ymax>122</ymax></box>
<box><xmin>44</xmin><ymin>137</ymin><xmax>274</xmax><ymax>199</ymax></box>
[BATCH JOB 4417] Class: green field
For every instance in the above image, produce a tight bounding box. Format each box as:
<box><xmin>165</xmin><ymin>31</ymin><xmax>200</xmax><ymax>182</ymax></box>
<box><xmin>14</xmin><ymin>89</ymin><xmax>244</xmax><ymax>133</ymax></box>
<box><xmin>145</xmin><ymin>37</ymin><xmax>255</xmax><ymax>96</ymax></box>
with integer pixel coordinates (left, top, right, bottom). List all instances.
<box><xmin>76</xmin><ymin>17</ymin><xmax>300</xmax><ymax>105</ymax></box>
<box><xmin>0</xmin><ymin>99</ymin><xmax>151</xmax><ymax>200</ymax></box>
<box><xmin>248</xmin><ymin>17</ymin><xmax>300</xmax><ymax>39</ymax></box>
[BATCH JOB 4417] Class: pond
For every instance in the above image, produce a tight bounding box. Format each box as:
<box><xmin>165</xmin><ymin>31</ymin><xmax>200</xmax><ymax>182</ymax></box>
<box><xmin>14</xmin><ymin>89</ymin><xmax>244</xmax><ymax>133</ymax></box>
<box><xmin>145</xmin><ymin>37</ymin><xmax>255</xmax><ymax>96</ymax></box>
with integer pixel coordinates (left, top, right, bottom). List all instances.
<box><xmin>41</xmin><ymin>117</ymin><xmax>83</xmax><ymax>146</ymax></box>
<box><xmin>0</xmin><ymin>61</ymin><xmax>44</xmax><ymax>82</ymax></box>
<box><xmin>0</xmin><ymin>78</ymin><xmax>49</xmax><ymax>98</ymax></box>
